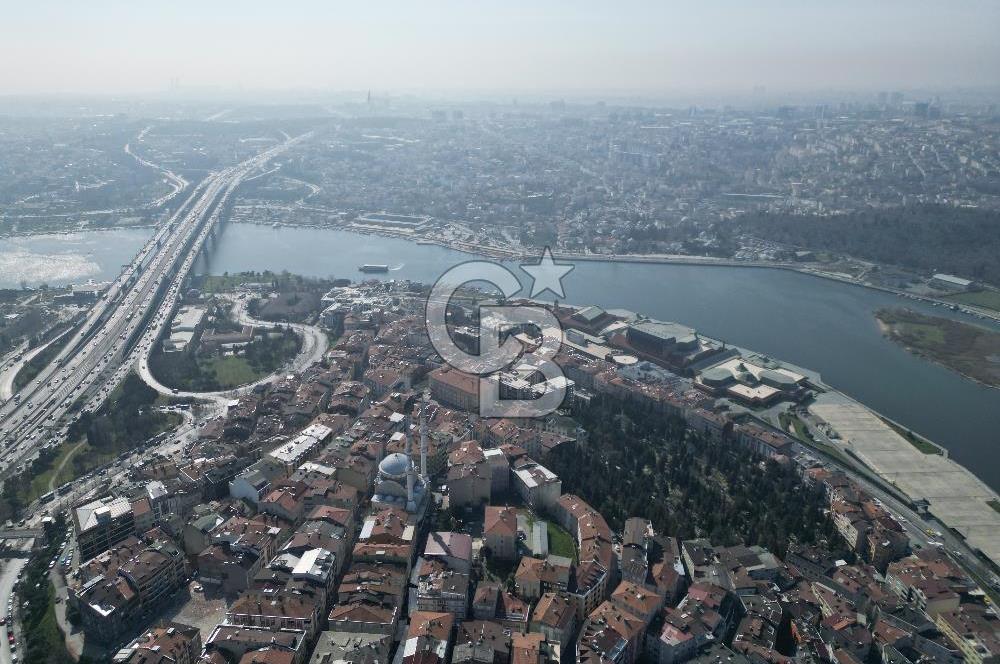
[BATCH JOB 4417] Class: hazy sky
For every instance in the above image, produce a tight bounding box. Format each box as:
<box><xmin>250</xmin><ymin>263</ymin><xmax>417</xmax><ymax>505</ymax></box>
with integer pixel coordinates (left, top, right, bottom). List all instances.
<box><xmin>2</xmin><ymin>1</ymin><xmax>998</xmax><ymax>96</ymax></box>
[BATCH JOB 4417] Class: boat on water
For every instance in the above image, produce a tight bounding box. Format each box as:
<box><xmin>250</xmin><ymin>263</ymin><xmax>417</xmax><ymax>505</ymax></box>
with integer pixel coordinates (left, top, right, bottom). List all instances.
<box><xmin>359</xmin><ymin>264</ymin><xmax>390</xmax><ymax>273</ymax></box>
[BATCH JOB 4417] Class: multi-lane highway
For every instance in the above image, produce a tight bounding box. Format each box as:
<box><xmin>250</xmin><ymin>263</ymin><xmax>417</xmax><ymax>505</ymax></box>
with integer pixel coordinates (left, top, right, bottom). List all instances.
<box><xmin>0</xmin><ymin>404</ymin><xmax>204</xmax><ymax>664</ymax></box>
<box><xmin>0</xmin><ymin>134</ymin><xmax>306</xmax><ymax>480</ymax></box>
<box><xmin>125</xmin><ymin>126</ymin><xmax>189</xmax><ymax>210</ymax></box>
<box><xmin>0</xmin><ymin>328</ymin><xmax>74</xmax><ymax>402</ymax></box>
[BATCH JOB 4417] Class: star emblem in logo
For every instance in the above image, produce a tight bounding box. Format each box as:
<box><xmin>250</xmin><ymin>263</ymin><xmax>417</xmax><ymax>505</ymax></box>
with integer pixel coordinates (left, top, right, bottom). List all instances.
<box><xmin>520</xmin><ymin>246</ymin><xmax>574</xmax><ymax>298</ymax></box>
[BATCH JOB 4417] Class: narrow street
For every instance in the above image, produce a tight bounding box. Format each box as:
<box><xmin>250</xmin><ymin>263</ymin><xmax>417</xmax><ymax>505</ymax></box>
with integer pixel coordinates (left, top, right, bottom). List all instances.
<box><xmin>0</xmin><ymin>552</ymin><xmax>28</xmax><ymax>664</ymax></box>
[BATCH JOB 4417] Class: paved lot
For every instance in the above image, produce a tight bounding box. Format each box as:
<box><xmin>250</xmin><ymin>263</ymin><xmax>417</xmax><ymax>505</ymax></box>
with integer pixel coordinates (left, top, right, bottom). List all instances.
<box><xmin>812</xmin><ymin>400</ymin><xmax>1000</xmax><ymax>568</ymax></box>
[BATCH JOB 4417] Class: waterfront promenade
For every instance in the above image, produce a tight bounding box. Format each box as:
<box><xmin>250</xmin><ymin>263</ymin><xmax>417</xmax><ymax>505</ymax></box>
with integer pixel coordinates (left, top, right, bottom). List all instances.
<box><xmin>812</xmin><ymin>396</ymin><xmax>1000</xmax><ymax>570</ymax></box>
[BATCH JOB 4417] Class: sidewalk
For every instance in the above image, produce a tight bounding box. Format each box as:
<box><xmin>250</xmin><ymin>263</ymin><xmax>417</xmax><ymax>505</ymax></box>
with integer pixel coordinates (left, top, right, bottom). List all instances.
<box><xmin>50</xmin><ymin>565</ymin><xmax>85</xmax><ymax>661</ymax></box>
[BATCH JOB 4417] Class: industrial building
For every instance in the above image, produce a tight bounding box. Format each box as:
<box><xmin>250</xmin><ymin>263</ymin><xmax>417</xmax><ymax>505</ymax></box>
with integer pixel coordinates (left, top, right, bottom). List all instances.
<box><xmin>162</xmin><ymin>305</ymin><xmax>207</xmax><ymax>354</ymax></box>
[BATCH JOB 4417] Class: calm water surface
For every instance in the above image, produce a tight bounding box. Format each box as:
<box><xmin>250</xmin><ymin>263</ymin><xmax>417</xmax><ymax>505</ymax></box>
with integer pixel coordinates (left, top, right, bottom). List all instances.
<box><xmin>200</xmin><ymin>224</ymin><xmax>1000</xmax><ymax>491</ymax></box>
<box><xmin>0</xmin><ymin>229</ymin><xmax>151</xmax><ymax>288</ymax></box>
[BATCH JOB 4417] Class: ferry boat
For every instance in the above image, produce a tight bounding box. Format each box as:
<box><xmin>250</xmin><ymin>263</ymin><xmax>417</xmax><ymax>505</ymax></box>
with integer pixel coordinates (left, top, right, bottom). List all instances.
<box><xmin>358</xmin><ymin>264</ymin><xmax>390</xmax><ymax>273</ymax></box>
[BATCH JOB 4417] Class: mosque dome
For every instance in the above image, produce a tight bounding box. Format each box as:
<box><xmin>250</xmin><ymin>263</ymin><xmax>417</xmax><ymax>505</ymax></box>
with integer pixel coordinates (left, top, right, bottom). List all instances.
<box><xmin>379</xmin><ymin>452</ymin><xmax>411</xmax><ymax>479</ymax></box>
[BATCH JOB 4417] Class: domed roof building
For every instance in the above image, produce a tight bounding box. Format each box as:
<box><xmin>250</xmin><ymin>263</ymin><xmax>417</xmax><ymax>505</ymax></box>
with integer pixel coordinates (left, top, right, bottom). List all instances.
<box><xmin>372</xmin><ymin>396</ymin><xmax>431</xmax><ymax>514</ymax></box>
<box><xmin>379</xmin><ymin>452</ymin><xmax>411</xmax><ymax>479</ymax></box>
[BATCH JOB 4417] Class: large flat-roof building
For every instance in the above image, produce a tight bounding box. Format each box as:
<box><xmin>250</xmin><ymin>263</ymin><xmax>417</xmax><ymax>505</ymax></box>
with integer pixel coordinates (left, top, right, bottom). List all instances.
<box><xmin>353</xmin><ymin>212</ymin><xmax>432</xmax><ymax>233</ymax></box>
<box><xmin>695</xmin><ymin>356</ymin><xmax>807</xmax><ymax>406</ymax></box>
<box><xmin>307</xmin><ymin>630</ymin><xmax>392</xmax><ymax>664</ymax></box>
<box><xmin>430</xmin><ymin>367</ymin><xmax>480</xmax><ymax>412</ymax></box>
<box><xmin>75</xmin><ymin>496</ymin><xmax>136</xmax><ymax>562</ymax></box>
<box><xmin>619</xmin><ymin>319</ymin><xmax>725</xmax><ymax>373</ymax></box>
<box><xmin>558</xmin><ymin>305</ymin><xmax>620</xmax><ymax>337</ymax></box>
<box><xmin>163</xmin><ymin>305</ymin><xmax>207</xmax><ymax>354</ymax></box>
<box><xmin>267</xmin><ymin>424</ymin><xmax>333</xmax><ymax>473</ymax></box>
<box><xmin>512</xmin><ymin>459</ymin><xmax>562</xmax><ymax>512</ymax></box>
<box><xmin>930</xmin><ymin>273</ymin><xmax>974</xmax><ymax>292</ymax></box>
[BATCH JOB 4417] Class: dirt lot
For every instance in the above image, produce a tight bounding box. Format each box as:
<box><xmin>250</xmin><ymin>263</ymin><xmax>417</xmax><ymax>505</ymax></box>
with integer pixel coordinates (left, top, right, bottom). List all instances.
<box><xmin>153</xmin><ymin>580</ymin><xmax>230</xmax><ymax>638</ymax></box>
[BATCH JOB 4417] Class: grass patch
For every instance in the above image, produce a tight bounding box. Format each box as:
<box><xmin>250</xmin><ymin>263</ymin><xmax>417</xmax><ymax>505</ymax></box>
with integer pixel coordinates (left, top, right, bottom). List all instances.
<box><xmin>0</xmin><ymin>307</ymin><xmax>52</xmax><ymax>358</ymax></box>
<box><xmin>13</xmin><ymin>331</ymin><xmax>73</xmax><ymax>391</ymax></box>
<box><xmin>194</xmin><ymin>270</ymin><xmax>340</xmax><ymax>297</ymax></box>
<box><xmin>24</xmin><ymin>442</ymin><xmax>85</xmax><ymax>504</ymax></box>
<box><xmin>30</xmin><ymin>583</ymin><xmax>66</xmax><ymax>664</ymax></box>
<box><xmin>988</xmin><ymin>499</ymin><xmax>1000</xmax><ymax>515</ymax></box>
<box><xmin>879</xmin><ymin>416</ymin><xmax>943</xmax><ymax>455</ymax></box>
<box><xmin>876</xmin><ymin>308</ymin><xmax>1000</xmax><ymax>388</ymax></box>
<box><xmin>0</xmin><ymin>375</ymin><xmax>183</xmax><ymax>519</ymax></box>
<box><xmin>779</xmin><ymin>412</ymin><xmax>812</xmax><ymax>441</ymax></box>
<box><xmin>149</xmin><ymin>328</ymin><xmax>301</xmax><ymax>391</ymax></box>
<box><xmin>65</xmin><ymin>373</ymin><xmax>183</xmax><ymax>460</ymax></box>
<box><xmin>887</xmin><ymin>318</ymin><xmax>946</xmax><ymax>345</ymax></box>
<box><xmin>195</xmin><ymin>274</ymin><xmax>264</xmax><ymax>294</ymax></box>
<box><xmin>944</xmin><ymin>290</ymin><xmax>1000</xmax><ymax>312</ymax></box>
<box><xmin>799</xmin><ymin>436</ymin><xmax>854</xmax><ymax>467</ymax></box>
<box><xmin>204</xmin><ymin>356</ymin><xmax>260</xmax><ymax>387</ymax></box>
<box><xmin>906</xmin><ymin>437</ymin><xmax>943</xmax><ymax>455</ymax></box>
<box><xmin>547</xmin><ymin>521</ymin><xmax>577</xmax><ymax>561</ymax></box>
<box><xmin>255</xmin><ymin>291</ymin><xmax>321</xmax><ymax>321</ymax></box>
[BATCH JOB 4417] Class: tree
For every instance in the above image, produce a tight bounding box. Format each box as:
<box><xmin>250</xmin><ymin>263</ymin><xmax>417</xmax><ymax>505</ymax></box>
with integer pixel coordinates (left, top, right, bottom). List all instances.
<box><xmin>545</xmin><ymin>395</ymin><xmax>834</xmax><ymax>557</ymax></box>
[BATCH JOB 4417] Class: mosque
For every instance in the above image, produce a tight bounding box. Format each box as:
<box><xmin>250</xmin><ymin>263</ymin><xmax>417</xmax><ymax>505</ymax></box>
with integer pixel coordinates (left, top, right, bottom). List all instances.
<box><xmin>372</xmin><ymin>393</ymin><xmax>431</xmax><ymax>515</ymax></box>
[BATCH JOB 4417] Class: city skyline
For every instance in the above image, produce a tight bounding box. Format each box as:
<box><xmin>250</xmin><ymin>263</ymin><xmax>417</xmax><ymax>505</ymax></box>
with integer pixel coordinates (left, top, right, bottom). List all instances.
<box><xmin>1</xmin><ymin>5</ymin><xmax>1000</xmax><ymax>663</ymax></box>
<box><xmin>2</xmin><ymin>1</ymin><xmax>999</xmax><ymax>97</ymax></box>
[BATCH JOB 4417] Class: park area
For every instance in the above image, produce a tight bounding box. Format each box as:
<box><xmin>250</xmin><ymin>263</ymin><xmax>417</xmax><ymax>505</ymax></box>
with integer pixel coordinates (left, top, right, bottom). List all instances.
<box><xmin>876</xmin><ymin>307</ymin><xmax>1000</xmax><ymax>388</ymax></box>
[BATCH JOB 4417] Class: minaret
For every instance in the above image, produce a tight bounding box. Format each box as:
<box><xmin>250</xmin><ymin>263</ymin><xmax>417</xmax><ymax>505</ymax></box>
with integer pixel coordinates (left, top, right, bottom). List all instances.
<box><xmin>404</xmin><ymin>413</ymin><xmax>413</xmax><ymax>457</ymax></box>
<box><xmin>419</xmin><ymin>391</ymin><xmax>429</xmax><ymax>479</ymax></box>
<box><xmin>405</xmin><ymin>414</ymin><xmax>416</xmax><ymax>511</ymax></box>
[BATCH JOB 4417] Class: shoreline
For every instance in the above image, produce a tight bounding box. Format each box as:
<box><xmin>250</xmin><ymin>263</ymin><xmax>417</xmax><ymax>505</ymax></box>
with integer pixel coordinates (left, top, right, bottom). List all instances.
<box><xmin>199</xmin><ymin>222</ymin><xmax>1000</xmax><ymax>570</ymax></box>
<box><xmin>7</xmin><ymin>220</ymin><xmax>1000</xmax><ymax>323</ymax></box>
<box><xmin>0</xmin><ymin>226</ymin><xmax>157</xmax><ymax>242</ymax></box>
<box><xmin>369</xmin><ymin>225</ymin><xmax>1000</xmax><ymax>567</ymax></box>
<box><xmin>235</xmin><ymin>218</ymin><xmax>1000</xmax><ymax>324</ymax></box>
<box><xmin>5</xmin><ymin>221</ymin><xmax>999</xmax><ymax>495</ymax></box>
<box><xmin>875</xmin><ymin>308</ymin><xmax>1000</xmax><ymax>392</ymax></box>
<box><xmin>323</xmin><ymin>223</ymin><xmax>1000</xmax><ymax>487</ymax></box>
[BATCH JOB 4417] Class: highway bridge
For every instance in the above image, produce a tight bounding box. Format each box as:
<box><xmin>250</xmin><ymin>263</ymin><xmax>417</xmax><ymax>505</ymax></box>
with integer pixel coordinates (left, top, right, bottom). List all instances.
<box><xmin>0</xmin><ymin>133</ymin><xmax>308</xmax><ymax>482</ymax></box>
<box><xmin>0</xmin><ymin>529</ymin><xmax>45</xmax><ymax>541</ymax></box>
